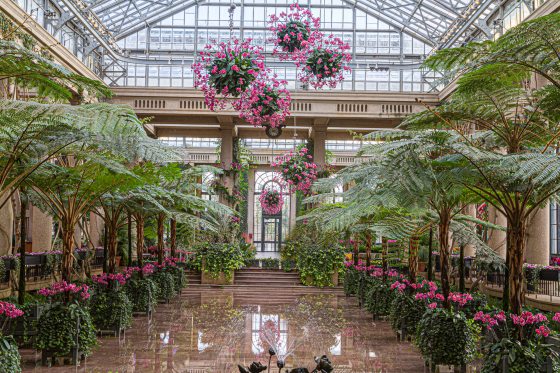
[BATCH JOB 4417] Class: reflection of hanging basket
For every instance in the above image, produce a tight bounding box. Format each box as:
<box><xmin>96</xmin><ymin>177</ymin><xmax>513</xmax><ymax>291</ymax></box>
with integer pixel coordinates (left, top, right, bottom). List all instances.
<box><xmin>259</xmin><ymin>189</ymin><xmax>283</xmax><ymax>215</ymax></box>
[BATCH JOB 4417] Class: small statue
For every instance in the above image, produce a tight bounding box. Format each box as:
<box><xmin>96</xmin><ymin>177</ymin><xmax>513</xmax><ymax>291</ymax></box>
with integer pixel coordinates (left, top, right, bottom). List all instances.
<box><xmin>313</xmin><ymin>355</ymin><xmax>334</xmax><ymax>373</ymax></box>
<box><xmin>238</xmin><ymin>362</ymin><xmax>267</xmax><ymax>373</ymax></box>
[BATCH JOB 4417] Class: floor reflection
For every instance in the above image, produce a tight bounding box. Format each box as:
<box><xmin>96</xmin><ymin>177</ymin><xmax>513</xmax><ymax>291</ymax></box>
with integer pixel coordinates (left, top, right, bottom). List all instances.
<box><xmin>22</xmin><ymin>288</ymin><xmax>425</xmax><ymax>372</ymax></box>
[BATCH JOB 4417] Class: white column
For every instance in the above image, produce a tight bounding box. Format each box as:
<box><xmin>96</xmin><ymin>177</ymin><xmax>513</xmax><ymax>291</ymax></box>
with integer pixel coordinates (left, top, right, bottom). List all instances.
<box><xmin>31</xmin><ymin>205</ymin><xmax>52</xmax><ymax>252</ymax></box>
<box><xmin>487</xmin><ymin>206</ymin><xmax>507</xmax><ymax>259</ymax></box>
<box><xmin>0</xmin><ymin>196</ymin><xmax>13</xmax><ymax>256</ymax></box>
<box><xmin>525</xmin><ymin>204</ymin><xmax>550</xmax><ymax>265</ymax></box>
<box><xmin>247</xmin><ymin>169</ymin><xmax>255</xmax><ymax>239</ymax></box>
<box><xmin>464</xmin><ymin>204</ymin><xmax>476</xmax><ymax>257</ymax></box>
<box><xmin>89</xmin><ymin>211</ymin><xmax>104</xmax><ymax>248</ymax></box>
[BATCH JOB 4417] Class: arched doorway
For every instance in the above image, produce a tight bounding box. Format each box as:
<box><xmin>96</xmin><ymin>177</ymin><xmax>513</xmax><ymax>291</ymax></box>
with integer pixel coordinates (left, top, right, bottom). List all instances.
<box><xmin>254</xmin><ymin>172</ymin><xmax>290</xmax><ymax>253</ymax></box>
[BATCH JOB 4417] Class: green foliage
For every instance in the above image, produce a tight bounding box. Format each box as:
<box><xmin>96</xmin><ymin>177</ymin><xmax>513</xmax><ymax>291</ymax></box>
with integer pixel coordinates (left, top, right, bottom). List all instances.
<box><xmin>151</xmin><ymin>271</ymin><xmax>176</xmax><ymax>301</ymax></box>
<box><xmin>297</xmin><ymin>242</ymin><xmax>345</xmax><ymax>287</ymax></box>
<box><xmin>165</xmin><ymin>266</ymin><xmax>186</xmax><ymax>290</ymax></box>
<box><xmin>364</xmin><ymin>277</ymin><xmax>396</xmax><ymax>316</ymax></box>
<box><xmin>194</xmin><ymin>242</ymin><xmax>254</xmax><ymax>279</ymax></box>
<box><xmin>389</xmin><ymin>291</ymin><xmax>425</xmax><ymax>335</ymax></box>
<box><xmin>415</xmin><ymin>308</ymin><xmax>480</xmax><ymax>366</ymax></box>
<box><xmin>343</xmin><ymin>267</ymin><xmax>360</xmax><ymax>296</ymax></box>
<box><xmin>0</xmin><ymin>335</ymin><xmax>21</xmax><ymax>373</ymax></box>
<box><xmin>481</xmin><ymin>339</ymin><xmax>551</xmax><ymax>373</ymax></box>
<box><xmin>35</xmin><ymin>303</ymin><xmax>97</xmax><ymax>357</ymax></box>
<box><xmin>90</xmin><ymin>289</ymin><xmax>133</xmax><ymax>331</ymax></box>
<box><xmin>125</xmin><ymin>278</ymin><xmax>158</xmax><ymax>313</ymax></box>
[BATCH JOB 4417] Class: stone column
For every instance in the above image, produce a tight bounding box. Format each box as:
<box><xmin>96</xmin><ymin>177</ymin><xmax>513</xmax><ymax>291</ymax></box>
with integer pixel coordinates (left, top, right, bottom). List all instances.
<box><xmin>464</xmin><ymin>204</ymin><xmax>477</xmax><ymax>257</ymax></box>
<box><xmin>30</xmin><ymin>205</ymin><xmax>52</xmax><ymax>252</ymax></box>
<box><xmin>246</xmin><ymin>169</ymin><xmax>255</xmax><ymax>240</ymax></box>
<box><xmin>218</xmin><ymin>117</ymin><xmax>235</xmax><ymax>205</ymax></box>
<box><xmin>74</xmin><ymin>225</ymin><xmax>82</xmax><ymax>249</ymax></box>
<box><xmin>0</xmin><ymin>196</ymin><xmax>13</xmax><ymax>256</ymax></box>
<box><xmin>289</xmin><ymin>192</ymin><xmax>297</xmax><ymax>231</ymax></box>
<box><xmin>89</xmin><ymin>211</ymin><xmax>104</xmax><ymax>248</ymax></box>
<box><xmin>312</xmin><ymin>119</ymin><xmax>328</xmax><ymax>167</ymax></box>
<box><xmin>487</xmin><ymin>206</ymin><xmax>507</xmax><ymax>259</ymax></box>
<box><xmin>525</xmin><ymin>204</ymin><xmax>550</xmax><ymax>265</ymax></box>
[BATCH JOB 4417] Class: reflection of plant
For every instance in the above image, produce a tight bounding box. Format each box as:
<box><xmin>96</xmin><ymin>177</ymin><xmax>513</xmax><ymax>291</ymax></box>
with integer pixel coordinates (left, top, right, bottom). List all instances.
<box><xmin>284</xmin><ymin>294</ymin><xmax>344</xmax><ymax>357</ymax></box>
<box><xmin>260</xmin><ymin>188</ymin><xmax>284</xmax><ymax>215</ymax></box>
<box><xmin>193</xmin><ymin>298</ymin><xmax>245</xmax><ymax>348</ymax></box>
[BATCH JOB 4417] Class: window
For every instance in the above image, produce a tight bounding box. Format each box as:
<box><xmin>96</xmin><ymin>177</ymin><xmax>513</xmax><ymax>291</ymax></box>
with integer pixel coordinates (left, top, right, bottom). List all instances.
<box><xmin>550</xmin><ymin>203</ymin><xmax>560</xmax><ymax>256</ymax></box>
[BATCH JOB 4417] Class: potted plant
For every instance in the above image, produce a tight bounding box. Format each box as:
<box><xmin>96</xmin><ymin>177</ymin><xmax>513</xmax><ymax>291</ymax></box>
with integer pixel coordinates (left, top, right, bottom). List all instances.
<box><xmin>90</xmin><ymin>272</ymin><xmax>133</xmax><ymax>334</ymax></box>
<box><xmin>124</xmin><ymin>264</ymin><xmax>158</xmax><ymax>314</ymax></box>
<box><xmin>35</xmin><ymin>281</ymin><xmax>97</xmax><ymax>365</ymax></box>
<box><xmin>271</xmin><ymin>145</ymin><xmax>318</xmax><ymax>195</ymax></box>
<box><xmin>0</xmin><ymin>301</ymin><xmax>24</xmax><ymax>372</ymax></box>
<box><xmin>259</xmin><ymin>188</ymin><xmax>284</xmax><ymax>215</ymax></box>
<box><xmin>299</xmin><ymin>35</ymin><xmax>352</xmax><ymax>89</ymax></box>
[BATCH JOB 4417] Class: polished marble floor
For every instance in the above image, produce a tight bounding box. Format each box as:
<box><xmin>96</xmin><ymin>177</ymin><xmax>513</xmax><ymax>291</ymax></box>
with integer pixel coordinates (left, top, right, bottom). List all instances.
<box><xmin>21</xmin><ymin>287</ymin><xmax>426</xmax><ymax>372</ymax></box>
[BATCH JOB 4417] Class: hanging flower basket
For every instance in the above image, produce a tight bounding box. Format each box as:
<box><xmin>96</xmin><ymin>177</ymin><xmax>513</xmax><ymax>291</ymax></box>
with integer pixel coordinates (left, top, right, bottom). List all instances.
<box><xmin>271</xmin><ymin>146</ymin><xmax>318</xmax><ymax>194</ymax></box>
<box><xmin>236</xmin><ymin>78</ymin><xmax>291</xmax><ymax>128</ymax></box>
<box><xmin>268</xmin><ymin>3</ymin><xmax>322</xmax><ymax>64</ymax></box>
<box><xmin>300</xmin><ymin>35</ymin><xmax>352</xmax><ymax>89</ymax></box>
<box><xmin>192</xmin><ymin>39</ymin><xmax>265</xmax><ymax>110</ymax></box>
<box><xmin>259</xmin><ymin>189</ymin><xmax>284</xmax><ymax>215</ymax></box>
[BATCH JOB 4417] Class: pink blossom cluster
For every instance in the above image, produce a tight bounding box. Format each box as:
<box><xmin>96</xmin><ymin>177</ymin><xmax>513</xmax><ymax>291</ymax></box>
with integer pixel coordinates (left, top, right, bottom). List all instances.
<box><xmin>235</xmin><ymin>78</ymin><xmax>291</xmax><ymax>128</ymax></box>
<box><xmin>474</xmin><ymin>310</ymin><xmax>507</xmax><ymax>330</ymax></box>
<box><xmin>259</xmin><ymin>188</ymin><xmax>284</xmax><ymax>215</ymax></box>
<box><xmin>298</xmin><ymin>35</ymin><xmax>352</xmax><ymax>89</ymax></box>
<box><xmin>271</xmin><ymin>146</ymin><xmax>318</xmax><ymax>195</ymax></box>
<box><xmin>92</xmin><ymin>272</ymin><xmax>131</xmax><ymax>286</ymax></box>
<box><xmin>125</xmin><ymin>263</ymin><xmax>155</xmax><ymax>276</ymax></box>
<box><xmin>370</xmin><ymin>267</ymin><xmax>399</xmax><ymax>278</ymax></box>
<box><xmin>524</xmin><ymin>263</ymin><xmax>560</xmax><ymax>271</ymax></box>
<box><xmin>38</xmin><ymin>281</ymin><xmax>90</xmax><ymax>301</ymax></box>
<box><xmin>551</xmin><ymin>257</ymin><xmax>560</xmax><ymax>266</ymax></box>
<box><xmin>267</xmin><ymin>3</ymin><xmax>322</xmax><ymax>64</ymax></box>
<box><xmin>510</xmin><ymin>311</ymin><xmax>548</xmax><ymax>326</ymax></box>
<box><xmin>0</xmin><ymin>301</ymin><xmax>24</xmax><ymax>318</ymax></box>
<box><xmin>553</xmin><ymin>312</ymin><xmax>560</xmax><ymax>323</ymax></box>
<box><xmin>192</xmin><ymin>39</ymin><xmax>266</xmax><ymax>111</ymax></box>
<box><xmin>447</xmin><ymin>292</ymin><xmax>474</xmax><ymax>307</ymax></box>
<box><xmin>535</xmin><ymin>325</ymin><xmax>551</xmax><ymax>337</ymax></box>
<box><xmin>391</xmin><ymin>279</ymin><xmax>438</xmax><ymax>294</ymax></box>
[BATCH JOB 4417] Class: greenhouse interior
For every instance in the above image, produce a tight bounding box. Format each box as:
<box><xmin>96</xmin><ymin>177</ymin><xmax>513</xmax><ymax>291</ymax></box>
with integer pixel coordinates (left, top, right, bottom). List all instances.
<box><xmin>1</xmin><ymin>0</ymin><xmax>560</xmax><ymax>371</ymax></box>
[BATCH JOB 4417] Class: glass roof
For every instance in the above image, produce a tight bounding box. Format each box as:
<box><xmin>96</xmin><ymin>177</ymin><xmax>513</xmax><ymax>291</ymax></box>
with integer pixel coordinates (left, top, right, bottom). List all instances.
<box><xmin>14</xmin><ymin>0</ymin><xmax>501</xmax><ymax>92</ymax></box>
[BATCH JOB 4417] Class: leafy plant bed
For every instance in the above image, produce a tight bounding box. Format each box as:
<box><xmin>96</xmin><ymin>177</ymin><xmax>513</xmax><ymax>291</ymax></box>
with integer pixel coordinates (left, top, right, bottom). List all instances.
<box><xmin>0</xmin><ymin>335</ymin><xmax>21</xmax><ymax>372</ymax></box>
<box><xmin>8</xmin><ymin>302</ymin><xmax>47</xmax><ymax>346</ymax></box>
<box><xmin>151</xmin><ymin>271</ymin><xmax>176</xmax><ymax>302</ymax></box>
<box><xmin>35</xmin><ymin>303</ymin><xmax>97</xmax><ymax>364</ymax></box>
<box><xmin>90</xmin><ymin>289</ymin><xmax>132</xmax><ymax>335</ymax></box>
<box><xmin>125</xmin><ymin>278</ymin><xmax>158</xmax><ymax>315</ymax></box>
<box><xmin>201</xmin><ymin>270</ymin><xmax>234</xmax><ymax>285</ymax></box>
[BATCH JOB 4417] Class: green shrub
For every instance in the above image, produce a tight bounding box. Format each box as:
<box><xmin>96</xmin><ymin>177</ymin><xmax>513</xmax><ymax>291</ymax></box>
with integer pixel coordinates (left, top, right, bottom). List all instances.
<box><xmin>90</xmin><ymin>289</ymin><xmax>133</xmax><ymax>331</ymax></box>
<box><xmin>125</xmin><ymin>277</ymin><xmax>158</xmax><ymax>312</ymax></box>
<box><xmin>164</xmin><ymin>266</ymin><xmax>186</xmax><ymax>291</ymax></box>
<box><xmin>389</xmin><ymin>291</ymin><xmax>425</xmax><ymax>335</ymax></box>
<box><xmin>298</xmin><ymin>242</ymin><xmax>345</xmax><ymax>287</ymax></box>
<box><xmin>416</xmin><ymin>308</ymin><xmax>480</xmax><ymax>367</ymax></box>
<box><xmin>364</xmin><ymin>278</ymin><xmax>395</xmax><ymax>316</ymax></box>
<box><xmin>151</xmin><ymin>271</ymin><xmax>176</xmax><ymax>301</ymax></box>
<box><xmin>0</xmin><ymin>335</ymin><xmax>21</xmax><ymax>372</ymax></box>
<box><xmin>343</xmin><ymin>268</ymin><xmax>360</xmax><ymax>296</ymax></box>
<box><xmin>35</xmin><ymin>303</ymin><xmax>97</xmax><ymax>357</ymax></box>
<box><xmin>481</xmin><ymin>338</ymin><xmax>552</xmax><ymax>373</ymax></box>
<box><xmin>194</xmin><ymin>242</ymin><xmax>253</xmax><ymax>280</ymax></box>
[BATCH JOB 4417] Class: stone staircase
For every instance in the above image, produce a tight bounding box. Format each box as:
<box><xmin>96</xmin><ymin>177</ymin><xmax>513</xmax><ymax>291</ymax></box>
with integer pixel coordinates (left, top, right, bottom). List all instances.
<box><xmin>234</xmin><ymin>268</ymin><xmax>302</xmax><ymax>286</ymax></box>
<box><xmin>185</xmin><ymin>270</ymin><xmax>201</xmax><ymax>285</ymax></box>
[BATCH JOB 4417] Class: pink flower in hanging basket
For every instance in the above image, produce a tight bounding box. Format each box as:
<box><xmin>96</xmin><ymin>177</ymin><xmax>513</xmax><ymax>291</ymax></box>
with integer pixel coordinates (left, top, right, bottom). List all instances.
<box><xmin>268</xmin><ymin>3</ymin><xmax>323</xmax><ymax>65</ymax></box>
<box><xmin>299</xmin><ymin>34</ymin><xmax>352</xmax><ymax>89</ymax></box>
<box><xmin>192</xmin><ymin>38</ymin><xmax>266</xmax><ymax>110</ymax></box>
<box><xmin>271</xmin><ymin>146</ymin><xmax>318</xmax><ymax>195</ymax></box>
<box><xmin>259</xmin><ymin>188</ymin><xmax>284</xmax><ymax>215</ymax></box>
<box><xmin>234</xmin><ymin>77</ymin><xmax>291</xmax><ymax>128</ymax></box>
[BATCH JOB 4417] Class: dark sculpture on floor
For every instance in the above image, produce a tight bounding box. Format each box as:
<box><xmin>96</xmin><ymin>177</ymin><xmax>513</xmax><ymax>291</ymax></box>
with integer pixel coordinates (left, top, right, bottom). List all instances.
<box><xmin>239</xmin><ymin>355</ymin><xmax>334</xmax><ymax>373</ymax></box>
<box><xmin>238</xmin><ymin>362</ymin><xmax>267</xmax><ymax>373</ymax></box>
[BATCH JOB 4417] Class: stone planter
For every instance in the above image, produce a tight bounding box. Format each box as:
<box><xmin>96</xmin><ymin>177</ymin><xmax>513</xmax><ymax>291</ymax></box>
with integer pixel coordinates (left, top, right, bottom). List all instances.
<box><xmin>200</xmin><ymin>270</ymin><xmax>233</xmax><ymax>285</ymax></box>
